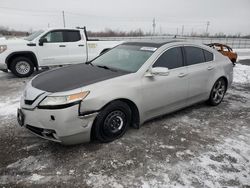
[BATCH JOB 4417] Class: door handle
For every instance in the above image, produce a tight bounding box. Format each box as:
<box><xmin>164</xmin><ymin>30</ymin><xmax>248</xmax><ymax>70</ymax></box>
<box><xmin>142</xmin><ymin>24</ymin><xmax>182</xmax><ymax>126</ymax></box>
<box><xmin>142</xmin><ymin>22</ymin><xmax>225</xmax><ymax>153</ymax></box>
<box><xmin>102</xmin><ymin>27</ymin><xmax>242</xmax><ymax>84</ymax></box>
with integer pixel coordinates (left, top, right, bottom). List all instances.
<box><xmin>207</xmin><ymin>66</ymin><xmax>214</xmax><ymax>70</ymax></box>
<box><xmin>178</xmin><ymin>73</ymin><xmax>188</xmax><ymax>78</ymax></box>
<box><xmin>78</xmin><ymin>44</ymin><xmax>85</xmax><ymax>47</ymax></box>
<box><xmin>59</xmin><ymin>45</ymin><xmax>66</xmax><ymax>47</ymax></box>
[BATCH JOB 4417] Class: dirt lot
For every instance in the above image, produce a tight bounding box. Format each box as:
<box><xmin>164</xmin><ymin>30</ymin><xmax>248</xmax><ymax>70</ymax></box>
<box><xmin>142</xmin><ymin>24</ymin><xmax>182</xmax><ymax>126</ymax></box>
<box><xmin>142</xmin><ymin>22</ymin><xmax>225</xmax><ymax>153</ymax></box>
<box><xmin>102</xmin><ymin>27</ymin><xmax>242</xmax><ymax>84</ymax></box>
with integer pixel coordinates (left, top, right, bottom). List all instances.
<box><xmin>0</xmin><ymin>62</ymin><xmax>250</xmax><ymax>187</ymax></box>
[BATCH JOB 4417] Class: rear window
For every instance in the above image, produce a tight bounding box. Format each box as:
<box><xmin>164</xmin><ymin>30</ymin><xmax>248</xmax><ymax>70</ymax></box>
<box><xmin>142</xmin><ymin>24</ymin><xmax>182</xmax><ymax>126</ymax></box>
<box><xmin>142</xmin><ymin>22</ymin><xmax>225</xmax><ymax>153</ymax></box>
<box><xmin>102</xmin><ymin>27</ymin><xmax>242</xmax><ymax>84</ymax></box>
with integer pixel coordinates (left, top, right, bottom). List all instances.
<box><xmin>203</xmin><ymin>50</ymin><xmax>213</xmax><ymax>62</ymax></box>
<box><xmin>64</xmin><ymin>31</ymin><xmax>81</xmax><ymax>42</ymax></box>
<box><xmin>185</xmin><ymin>46</ymin><xmax>205</xmax><ymax>65</ymax></box>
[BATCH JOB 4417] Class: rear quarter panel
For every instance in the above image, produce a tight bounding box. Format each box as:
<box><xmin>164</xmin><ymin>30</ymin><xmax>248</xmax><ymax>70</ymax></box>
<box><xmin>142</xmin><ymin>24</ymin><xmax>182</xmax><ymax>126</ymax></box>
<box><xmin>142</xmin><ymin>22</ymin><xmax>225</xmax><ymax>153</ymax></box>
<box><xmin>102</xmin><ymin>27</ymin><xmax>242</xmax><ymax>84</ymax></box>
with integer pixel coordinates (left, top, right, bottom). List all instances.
<box><xmin>212</xmin><ymin>52</ymin><xmax>234</xmax><ymax>90</ymax></box>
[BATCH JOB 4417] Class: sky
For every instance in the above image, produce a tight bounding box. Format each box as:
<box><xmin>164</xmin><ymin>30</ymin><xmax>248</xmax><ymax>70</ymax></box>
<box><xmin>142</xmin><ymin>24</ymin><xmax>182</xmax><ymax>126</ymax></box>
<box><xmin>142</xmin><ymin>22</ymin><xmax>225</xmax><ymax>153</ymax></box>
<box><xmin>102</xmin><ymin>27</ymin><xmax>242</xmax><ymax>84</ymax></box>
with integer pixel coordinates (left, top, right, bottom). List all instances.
<box><xmin>0</xmin><ymin>0</ymin><xmax>249</xmax><ymax>35</ymax></box>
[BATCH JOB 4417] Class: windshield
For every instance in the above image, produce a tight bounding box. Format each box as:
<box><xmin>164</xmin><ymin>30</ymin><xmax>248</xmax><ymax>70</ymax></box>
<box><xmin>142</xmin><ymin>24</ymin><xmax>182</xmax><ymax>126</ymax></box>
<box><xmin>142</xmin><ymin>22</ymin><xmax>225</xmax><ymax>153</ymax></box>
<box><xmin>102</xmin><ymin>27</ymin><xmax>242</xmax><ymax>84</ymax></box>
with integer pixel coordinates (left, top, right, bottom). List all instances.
<box><xmin>25</xmin><ymin>30</ymin><xmax>44</xmax><ymax>41</ymax></box>
<box><xmin>91</xmin><ymin>45</ymin><xmax>155</xmax><ymax>73</ymax></box>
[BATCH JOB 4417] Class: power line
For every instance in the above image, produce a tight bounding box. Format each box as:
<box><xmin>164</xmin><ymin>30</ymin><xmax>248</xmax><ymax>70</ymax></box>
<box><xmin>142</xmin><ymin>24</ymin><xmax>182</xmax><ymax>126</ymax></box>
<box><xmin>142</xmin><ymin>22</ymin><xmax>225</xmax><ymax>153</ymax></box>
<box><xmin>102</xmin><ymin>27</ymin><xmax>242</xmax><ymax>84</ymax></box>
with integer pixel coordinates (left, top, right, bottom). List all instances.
<box><xmin>0</xmin><ymin>6</ymin><xmax>59</xmax><ymax>13</ymax></box>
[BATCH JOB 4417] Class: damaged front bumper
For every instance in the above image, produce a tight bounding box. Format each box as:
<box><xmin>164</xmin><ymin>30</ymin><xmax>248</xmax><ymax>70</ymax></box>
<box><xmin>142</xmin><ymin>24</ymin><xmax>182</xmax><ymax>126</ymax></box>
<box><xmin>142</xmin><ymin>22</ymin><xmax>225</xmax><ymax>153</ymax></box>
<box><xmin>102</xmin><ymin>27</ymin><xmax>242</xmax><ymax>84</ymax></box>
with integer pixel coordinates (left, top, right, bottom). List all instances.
<box><xmin>18</xmin><ymin>104</ymin><xmax>98</xmax><ymax>145</ymax></box>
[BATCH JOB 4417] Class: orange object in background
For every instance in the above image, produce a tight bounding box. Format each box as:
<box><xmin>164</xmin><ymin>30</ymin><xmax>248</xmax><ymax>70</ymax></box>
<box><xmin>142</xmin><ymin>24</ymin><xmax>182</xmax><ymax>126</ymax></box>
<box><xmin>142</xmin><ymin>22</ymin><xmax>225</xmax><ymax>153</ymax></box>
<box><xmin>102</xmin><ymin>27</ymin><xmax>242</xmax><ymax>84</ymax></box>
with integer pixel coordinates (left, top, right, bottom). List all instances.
<box><xmin>207</xmin><ymin>43</ymin><xmax>238</xmax><ymax>64</ymax></box>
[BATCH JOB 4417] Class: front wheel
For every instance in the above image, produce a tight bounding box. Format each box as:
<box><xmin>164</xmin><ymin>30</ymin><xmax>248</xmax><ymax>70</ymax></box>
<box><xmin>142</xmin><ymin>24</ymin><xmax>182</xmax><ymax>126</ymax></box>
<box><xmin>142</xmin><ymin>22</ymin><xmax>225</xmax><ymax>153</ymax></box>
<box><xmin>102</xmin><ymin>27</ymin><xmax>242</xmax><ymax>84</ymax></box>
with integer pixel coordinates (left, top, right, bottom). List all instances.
<box><xmin>93</xmin><ymin>101</ymin><xmax>132</xmax><ymax>143</ymax></box>
<box><xmin>207</xmin><ymin>78</ymin><xmax>227</xmax><ymax>106</ymax></box>
<box><xmin>10</xmin><ymin>57</ymin><xmax>34</xmax><ymax>78</ymax></box>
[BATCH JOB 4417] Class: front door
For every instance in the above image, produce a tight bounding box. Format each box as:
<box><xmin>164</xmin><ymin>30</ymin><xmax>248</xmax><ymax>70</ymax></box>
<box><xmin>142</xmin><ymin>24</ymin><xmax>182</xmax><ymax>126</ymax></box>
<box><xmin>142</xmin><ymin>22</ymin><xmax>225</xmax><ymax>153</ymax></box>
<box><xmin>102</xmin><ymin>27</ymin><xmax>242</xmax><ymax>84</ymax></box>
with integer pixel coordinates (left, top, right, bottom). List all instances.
<box><xmin>37</xmin><ymin>30</ymin><xmax>69</xmax><ymax>66</ymax></box>
<box><xmin>141</xmin><ymin>47</ymin><xmax>189</xmax><ymax>120</ymax></box>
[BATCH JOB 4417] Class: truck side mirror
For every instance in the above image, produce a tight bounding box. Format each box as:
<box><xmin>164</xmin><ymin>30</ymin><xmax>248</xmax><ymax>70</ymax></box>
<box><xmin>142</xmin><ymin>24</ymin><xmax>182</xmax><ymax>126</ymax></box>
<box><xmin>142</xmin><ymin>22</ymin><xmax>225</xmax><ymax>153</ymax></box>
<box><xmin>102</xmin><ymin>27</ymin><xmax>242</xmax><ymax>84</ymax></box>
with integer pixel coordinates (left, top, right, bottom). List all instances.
<box><xmin>39</xmin><ymin>38</ymin><xmax>47</xmax><ymax>46</ymax></box>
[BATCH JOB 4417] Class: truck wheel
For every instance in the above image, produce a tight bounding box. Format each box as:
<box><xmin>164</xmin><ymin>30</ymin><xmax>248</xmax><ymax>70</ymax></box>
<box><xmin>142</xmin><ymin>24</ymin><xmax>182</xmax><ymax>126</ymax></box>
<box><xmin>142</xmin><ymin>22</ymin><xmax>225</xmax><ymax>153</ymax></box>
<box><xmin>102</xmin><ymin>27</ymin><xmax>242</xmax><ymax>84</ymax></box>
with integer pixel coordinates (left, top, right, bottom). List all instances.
<box><xmin>10</xmin><ymin>57</ymin><xmax>34</xmax><ymax>77</ymax></box>
<box><xmin>93</xmin><ymin>101</ymin><xmax>132</xmax><ymax>143</ymax></box>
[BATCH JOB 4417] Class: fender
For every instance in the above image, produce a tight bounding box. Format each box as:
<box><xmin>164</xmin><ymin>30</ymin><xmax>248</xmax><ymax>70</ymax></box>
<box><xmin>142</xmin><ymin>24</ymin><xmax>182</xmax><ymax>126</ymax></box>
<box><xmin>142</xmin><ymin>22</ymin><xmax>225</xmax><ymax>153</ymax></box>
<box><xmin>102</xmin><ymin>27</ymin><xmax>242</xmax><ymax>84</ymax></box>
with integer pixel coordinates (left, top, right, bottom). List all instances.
<box><xmin>6</xmin><ymin>51</ymin><xmax>39</xmax><ymax>71</ymax></box>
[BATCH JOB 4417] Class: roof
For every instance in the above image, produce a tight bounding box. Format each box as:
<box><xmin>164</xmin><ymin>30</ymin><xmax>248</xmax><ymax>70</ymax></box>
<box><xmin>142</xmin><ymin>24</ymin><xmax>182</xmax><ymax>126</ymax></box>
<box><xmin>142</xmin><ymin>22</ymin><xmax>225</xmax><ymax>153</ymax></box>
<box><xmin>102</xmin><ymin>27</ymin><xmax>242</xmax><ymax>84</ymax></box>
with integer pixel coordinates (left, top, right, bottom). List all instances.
<box><xmin>121</xmin><ymin>40</ymin><xmax>182</xmax><ymax>48</ymax></box>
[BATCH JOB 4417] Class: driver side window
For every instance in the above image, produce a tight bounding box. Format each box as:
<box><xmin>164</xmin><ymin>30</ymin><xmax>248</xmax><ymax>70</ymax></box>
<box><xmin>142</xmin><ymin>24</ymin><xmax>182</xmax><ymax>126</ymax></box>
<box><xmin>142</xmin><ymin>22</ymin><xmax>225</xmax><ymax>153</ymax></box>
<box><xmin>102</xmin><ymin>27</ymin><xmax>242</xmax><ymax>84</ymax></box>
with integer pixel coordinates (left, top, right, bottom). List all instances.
<box><xmin>153</xmin><ymin>47</ymin><xmax>183</xmax><ymax>69</ymax></box>
<box><xmin>42</xmin><ymin>31</ymin><xmax>64</xmax><ymax>43</ymax></box>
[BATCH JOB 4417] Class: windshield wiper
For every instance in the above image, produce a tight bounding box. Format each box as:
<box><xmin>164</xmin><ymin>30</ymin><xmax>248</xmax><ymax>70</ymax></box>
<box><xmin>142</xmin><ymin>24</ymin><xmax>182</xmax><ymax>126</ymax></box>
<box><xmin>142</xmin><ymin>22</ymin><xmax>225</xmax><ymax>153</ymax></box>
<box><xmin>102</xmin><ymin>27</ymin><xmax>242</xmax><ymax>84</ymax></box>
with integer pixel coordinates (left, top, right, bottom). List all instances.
<box><xmin>97</xmin><ymin>65</ymin><xmax>117</xmax><ymax>72</ymax></box>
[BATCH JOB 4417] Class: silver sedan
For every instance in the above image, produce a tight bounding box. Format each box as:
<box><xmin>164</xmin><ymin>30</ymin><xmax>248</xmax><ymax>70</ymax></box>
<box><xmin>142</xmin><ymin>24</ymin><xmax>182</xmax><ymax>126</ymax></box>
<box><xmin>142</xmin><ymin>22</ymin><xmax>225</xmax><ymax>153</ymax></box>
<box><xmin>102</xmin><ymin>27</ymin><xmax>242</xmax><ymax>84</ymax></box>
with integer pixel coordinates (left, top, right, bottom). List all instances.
<box><xmin>17</xmin><ymin>41</ymin><xmax>233</xmax><ymax>145</ymax></box>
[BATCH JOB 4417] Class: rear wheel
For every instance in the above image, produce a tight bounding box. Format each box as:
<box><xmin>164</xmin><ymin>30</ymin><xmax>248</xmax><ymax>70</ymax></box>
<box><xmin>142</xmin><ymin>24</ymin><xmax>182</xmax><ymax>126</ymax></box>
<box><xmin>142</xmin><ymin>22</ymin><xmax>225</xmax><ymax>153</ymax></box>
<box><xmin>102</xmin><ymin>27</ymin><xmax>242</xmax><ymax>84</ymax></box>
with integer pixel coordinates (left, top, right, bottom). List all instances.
<box><xmin>10</xmin><ymin>57</ymin><xmax>34</xmax><ymax>77</ymax></box>
<box><xmin>207</xmin><ymin>78</ymin><xmax>227</xmax><ymax>106</ymax></box>
<box><xmin>93</xmin><ymin>101</ymin><xmax>131</xmax><ymax>142</ymax></box>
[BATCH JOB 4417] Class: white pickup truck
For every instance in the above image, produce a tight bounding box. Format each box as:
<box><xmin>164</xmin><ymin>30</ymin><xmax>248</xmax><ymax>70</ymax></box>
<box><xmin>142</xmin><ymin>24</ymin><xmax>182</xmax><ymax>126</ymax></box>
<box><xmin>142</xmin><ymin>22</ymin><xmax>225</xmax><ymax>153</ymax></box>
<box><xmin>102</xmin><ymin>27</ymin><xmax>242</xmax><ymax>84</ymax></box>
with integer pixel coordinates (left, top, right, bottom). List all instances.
<box><xmin>0</xmin><ymin>27</ymin><xmax>123</xmax><ymax>77</ymax></box>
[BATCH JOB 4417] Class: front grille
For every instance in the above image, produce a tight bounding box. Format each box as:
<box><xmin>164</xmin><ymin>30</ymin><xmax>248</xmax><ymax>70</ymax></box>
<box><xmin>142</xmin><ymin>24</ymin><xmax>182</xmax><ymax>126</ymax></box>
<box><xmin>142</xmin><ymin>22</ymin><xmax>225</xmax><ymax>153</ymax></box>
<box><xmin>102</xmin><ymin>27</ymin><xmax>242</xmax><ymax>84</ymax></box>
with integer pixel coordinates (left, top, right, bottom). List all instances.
<box><xmin>26</xmin><ymin>124</ymin><xmax>57</xmax><ymax>140</ymax></box>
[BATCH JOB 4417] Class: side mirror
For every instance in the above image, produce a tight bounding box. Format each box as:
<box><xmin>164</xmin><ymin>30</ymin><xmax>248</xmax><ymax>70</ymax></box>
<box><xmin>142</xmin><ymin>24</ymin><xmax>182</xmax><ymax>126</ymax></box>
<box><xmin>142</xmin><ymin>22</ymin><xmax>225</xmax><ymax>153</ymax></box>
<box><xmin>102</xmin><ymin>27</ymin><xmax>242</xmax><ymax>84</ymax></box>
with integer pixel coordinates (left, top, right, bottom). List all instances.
<box><xmin>145</xmin><ymin>67</ymin><xmax>169</xmax><ymax>77</ymax></box>
<box><xmin>39</xmin><ymin>38</ymin><xmax>47</xmax><ymax>46</ymax></box>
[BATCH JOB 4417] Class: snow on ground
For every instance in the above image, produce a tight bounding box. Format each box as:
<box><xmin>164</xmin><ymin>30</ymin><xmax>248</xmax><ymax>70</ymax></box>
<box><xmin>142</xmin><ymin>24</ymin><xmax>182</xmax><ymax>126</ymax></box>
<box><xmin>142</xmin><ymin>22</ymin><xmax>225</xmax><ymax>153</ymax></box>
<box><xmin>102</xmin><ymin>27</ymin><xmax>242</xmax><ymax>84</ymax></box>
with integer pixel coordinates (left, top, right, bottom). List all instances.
<box><xmin>233</xmin><ymin>64</ymin><xmax>250</xmax><ymax>84</ymax></box>
<box><xmin>0</xmin><ymin>96</ymin><xmax>20</xmax><ymax>118</ymax></box>
<box><xmin>83</xmin><ymin>117</ymin><xmax>250</xmax><ymax>187</ymax></box>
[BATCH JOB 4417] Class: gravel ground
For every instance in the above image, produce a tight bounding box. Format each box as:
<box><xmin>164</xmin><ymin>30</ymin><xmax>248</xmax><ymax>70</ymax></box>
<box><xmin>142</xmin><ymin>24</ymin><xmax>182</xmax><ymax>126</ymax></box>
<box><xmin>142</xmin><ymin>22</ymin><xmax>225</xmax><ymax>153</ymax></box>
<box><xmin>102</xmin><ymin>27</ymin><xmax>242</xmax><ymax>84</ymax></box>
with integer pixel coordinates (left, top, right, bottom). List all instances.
<box><xmin>0</xmin><ymin>61</ymin><xmax>250</xmax><ymax>188</ymax></box>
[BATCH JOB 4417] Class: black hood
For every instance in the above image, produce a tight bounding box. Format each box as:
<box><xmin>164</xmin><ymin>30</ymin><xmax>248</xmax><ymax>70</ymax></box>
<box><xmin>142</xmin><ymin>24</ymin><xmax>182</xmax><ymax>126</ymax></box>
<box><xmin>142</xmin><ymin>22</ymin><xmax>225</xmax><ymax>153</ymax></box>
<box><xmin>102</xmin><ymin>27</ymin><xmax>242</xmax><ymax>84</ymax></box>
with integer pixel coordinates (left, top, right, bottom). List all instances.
<box><xmin>32</xmin><ymin>64</ymin><xmax>127</xmax><ymax>92</ymax></box>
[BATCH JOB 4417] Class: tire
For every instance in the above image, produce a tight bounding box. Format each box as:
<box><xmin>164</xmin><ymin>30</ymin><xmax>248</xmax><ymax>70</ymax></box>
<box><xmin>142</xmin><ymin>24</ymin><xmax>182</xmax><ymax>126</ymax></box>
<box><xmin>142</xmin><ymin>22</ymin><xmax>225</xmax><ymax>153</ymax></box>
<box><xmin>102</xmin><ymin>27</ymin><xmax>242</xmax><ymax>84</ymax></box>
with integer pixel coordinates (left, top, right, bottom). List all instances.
<box><xmin>10</xmin><ymin>57</ymin><xmax>34</xmax><ymax>77</ymax></box>
<box><xmin>93</xmin><ymin>101</ymin><xmax>132</xmax><ymax>143</ymax></box>
<box><xmin>207</xmin><ymin>78</ymin><xmax>227</xmax><ymax>106</ymax></box>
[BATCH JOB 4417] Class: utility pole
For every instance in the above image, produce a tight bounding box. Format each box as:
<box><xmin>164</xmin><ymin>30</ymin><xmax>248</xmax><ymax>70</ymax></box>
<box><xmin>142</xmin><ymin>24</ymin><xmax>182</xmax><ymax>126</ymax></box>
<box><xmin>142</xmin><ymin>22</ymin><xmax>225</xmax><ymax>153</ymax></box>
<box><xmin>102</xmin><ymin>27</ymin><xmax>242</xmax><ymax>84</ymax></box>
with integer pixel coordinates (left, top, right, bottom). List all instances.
<box><xmin>176</xmin><ymin>27</ymin><xmax>179</xmax><ymax>36</ymax></box>
<box><xmin>206</xmin><ymin>21</ymin><xmax>210</xmax><ymax>34</ymax></box>
<box><xmin>152</xmin><ymin>18</ymin><xmax>156</xmax><ymax>36</ymax></box>
<box><xmin>62</xmin><ymin>11</ymin><xmax>66</xmax><ymax>28</ymax></box>
<box><xmin>181</xmin><ymin>25</ymin><xmax>184</xmax><ymax>36</ymax></box>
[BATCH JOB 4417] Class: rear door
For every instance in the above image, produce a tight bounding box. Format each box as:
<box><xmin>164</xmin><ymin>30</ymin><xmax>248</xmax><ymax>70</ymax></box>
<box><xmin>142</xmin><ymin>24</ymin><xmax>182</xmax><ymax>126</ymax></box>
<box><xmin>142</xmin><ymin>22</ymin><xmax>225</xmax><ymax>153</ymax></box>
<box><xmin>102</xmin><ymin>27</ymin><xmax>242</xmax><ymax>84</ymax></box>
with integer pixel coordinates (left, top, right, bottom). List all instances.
<box><xmin>183</xmin><ymin>46</ymin><xmax>214</xmax><ymax>105</ymax></box>
<box><xmin>142</xmin><ymin>46</ymin><xmax>189</xmax><ymax>119</ymax></box>
<box><xmin>63</xmin><ymin>30</ymin><xmax>87</xmax><ymax>64</ymax></box>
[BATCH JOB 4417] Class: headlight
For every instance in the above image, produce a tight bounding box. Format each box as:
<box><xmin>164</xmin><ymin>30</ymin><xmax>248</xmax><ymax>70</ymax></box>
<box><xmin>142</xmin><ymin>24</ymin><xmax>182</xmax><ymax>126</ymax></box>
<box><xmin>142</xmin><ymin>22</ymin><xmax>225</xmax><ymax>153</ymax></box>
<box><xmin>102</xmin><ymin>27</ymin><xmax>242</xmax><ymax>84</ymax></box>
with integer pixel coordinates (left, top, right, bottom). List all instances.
<box><xmin>0</xmin><ymin>45</ymin><xmax>7</xmax><ymax>53</ymax></box>
<box><xmin>38</xmin><ymin>91</ymin><xmax>89</xmax><ymax>108</ymax></box>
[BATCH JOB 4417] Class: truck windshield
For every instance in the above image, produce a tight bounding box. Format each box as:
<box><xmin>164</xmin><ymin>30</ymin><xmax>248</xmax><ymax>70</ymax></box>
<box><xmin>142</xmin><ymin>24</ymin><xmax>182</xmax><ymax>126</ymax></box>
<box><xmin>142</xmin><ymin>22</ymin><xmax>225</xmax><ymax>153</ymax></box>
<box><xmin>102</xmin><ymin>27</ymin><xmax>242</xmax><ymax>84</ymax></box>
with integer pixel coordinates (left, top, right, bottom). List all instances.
<box><xmin>92</xmin><ymin>45</ymin><xmax>155</xmax><ymax>73</ymax></box>
<box><xmin>25</xmin><ymin>30</ymin><xmax>44</xmax><ymax>41</ymax></box>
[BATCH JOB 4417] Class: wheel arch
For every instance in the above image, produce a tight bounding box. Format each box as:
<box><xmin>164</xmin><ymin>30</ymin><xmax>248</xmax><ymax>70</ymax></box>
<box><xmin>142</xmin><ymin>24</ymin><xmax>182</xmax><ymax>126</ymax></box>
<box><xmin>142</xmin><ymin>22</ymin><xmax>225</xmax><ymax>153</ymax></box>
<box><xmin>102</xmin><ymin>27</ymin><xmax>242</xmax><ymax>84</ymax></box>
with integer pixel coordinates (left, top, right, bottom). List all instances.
<box><xmin>218</xmin><ymin>76</ymin><xmax>228</xmax><ymax>91</ymax></box>
<box><xmin>6</xmin><ymin>51</ymin><xmax>39</xmax><ymax>70</ymax></box>
<box><xmin>100</xmin><ymin>98</ymin><xmax>140</xmax><ymax>128</ymax></box>
<box><xmin>90</xmin><ymin>98</ymin><xmax>140</xmax><ymax>140</ymax></box>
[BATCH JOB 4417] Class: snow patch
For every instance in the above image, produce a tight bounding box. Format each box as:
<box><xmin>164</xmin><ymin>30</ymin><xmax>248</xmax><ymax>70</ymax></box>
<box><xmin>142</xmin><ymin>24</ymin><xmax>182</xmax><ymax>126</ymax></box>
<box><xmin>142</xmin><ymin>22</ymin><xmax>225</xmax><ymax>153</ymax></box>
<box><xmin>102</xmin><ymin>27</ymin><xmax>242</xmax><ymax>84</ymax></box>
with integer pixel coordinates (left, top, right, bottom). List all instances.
<box><xmin>159</xmin><ymin>145</ymin><xmax>175</xmax><ymax>149</ymax></box>
<box><xmin>233</xmin><ymin>64</ymin><xmax>250</xmax><ymax>84</ymax></box>
<box><xmin>0</xmin><ymin>96</ymin><xmax>20</xmax><ymax>118</ymax></box>
<box><xmin>86</xmin><ymin>173</ymin><xmax>124</xmax><ymax>188</ymax></box>
<box><xmin>7</xmin><ymin>156</ymin><xmax>48</xmax><ymax>172</ymax></box>
<box><xmin>29</xmin><ymin>174</ymin><xmax>44</xmax><ymax>182</ymax></box>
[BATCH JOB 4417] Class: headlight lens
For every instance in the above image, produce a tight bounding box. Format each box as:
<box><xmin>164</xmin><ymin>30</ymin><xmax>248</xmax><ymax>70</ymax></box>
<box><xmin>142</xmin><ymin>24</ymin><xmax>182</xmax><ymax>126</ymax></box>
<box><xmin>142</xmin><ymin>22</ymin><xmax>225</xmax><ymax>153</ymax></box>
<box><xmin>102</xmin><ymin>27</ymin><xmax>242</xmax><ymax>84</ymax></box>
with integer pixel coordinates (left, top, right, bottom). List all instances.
<box><xmin>0</xmin><ymin>45</ymin><xmax>7</xmax><ymax>53</ymax></box>
<box><xmin>39</xmin><ymin>91</ymin><xmax>89</xmax><ymax>107</ymax></box>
